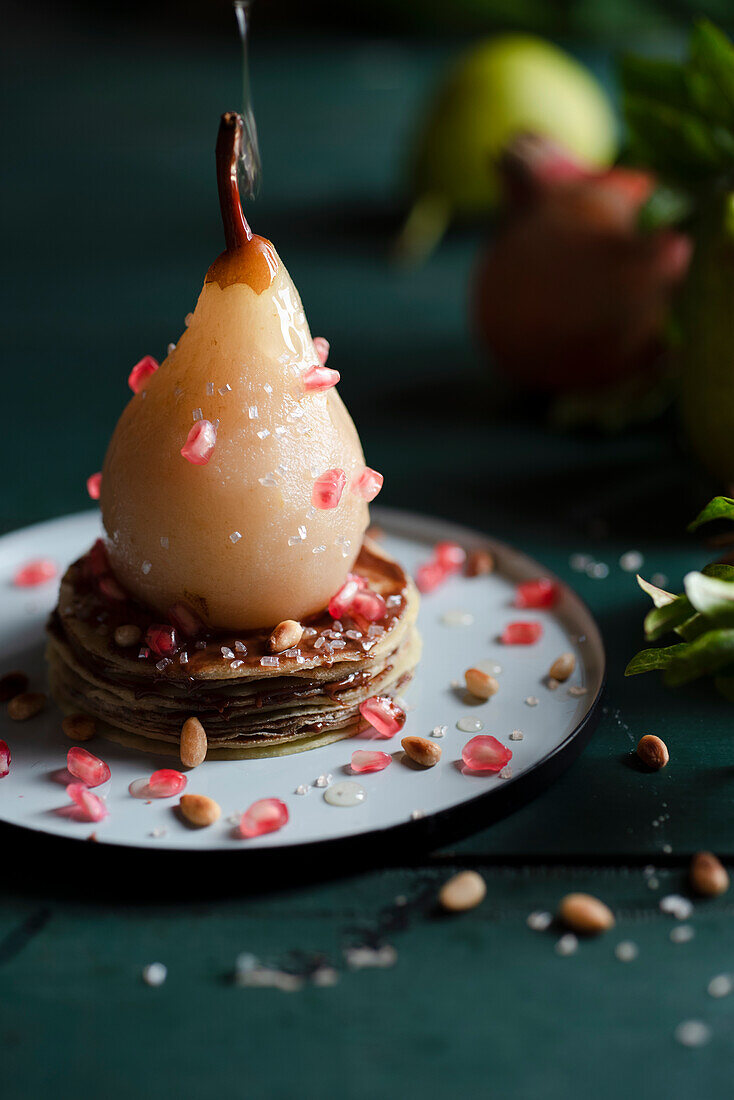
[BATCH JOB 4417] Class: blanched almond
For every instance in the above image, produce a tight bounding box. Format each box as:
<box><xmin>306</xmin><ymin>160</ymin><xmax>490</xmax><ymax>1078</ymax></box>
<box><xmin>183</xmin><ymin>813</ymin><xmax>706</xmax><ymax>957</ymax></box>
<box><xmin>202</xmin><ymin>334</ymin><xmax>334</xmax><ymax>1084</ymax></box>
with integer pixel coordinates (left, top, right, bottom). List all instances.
<box><xmin>180</xmin><ymin>793</ymin><xmax>221</xmax><ymax>827</ymax></box>
<box><xmin>549</xmin><ymin>652</ymin><xmax>575</xmax><ymax>682</ymax></box>
<box><xmin>636</xmin><ymin>734</ymin><xmax>669</xmax><ymax>770</ymax></box>
<box><xmin>62</xmin><ymin>714</ymin><xmax>96</xmax><ymax>741</ymax></box>
<box><xmin>114</xmin><ymin>624</ymin><xmax>142</xmax><ymax>648</ymax></box>
<box><xmin>8</xmin><ymin>692</ymin><xmax>46</xmax><ymax>720</ymax></box>
<box><xmin>465</xmin><ymin>667</ymin><xmax>499</xmax><ymax>700</ymax></box>
<box><xmin>269</xmin><ymin>619</ymin><xmax>304</xmax><ymax>653</ymax></box>
<box><xmin>690</xmin><ymin>851</ymin><xmax>729</xmax><ymax>897</ymax></box>
<box><xmin>439</xmin><ymin>871</ymin><xmax>487</xmax><ymax>912</ymax></box>
<box><xmin>402</xmin><ymin>735</ymin><xmax>441</xmax><ymax>767</ymax></box>
<box><xmin>180</xmin><ymin>716</ymin><xmax>207</xmax><ymax>768</ymax></box>
<box><xmin>558</xmin><ymin>893</ymin><xmax>615</xmax><ymax>934</ymax></box>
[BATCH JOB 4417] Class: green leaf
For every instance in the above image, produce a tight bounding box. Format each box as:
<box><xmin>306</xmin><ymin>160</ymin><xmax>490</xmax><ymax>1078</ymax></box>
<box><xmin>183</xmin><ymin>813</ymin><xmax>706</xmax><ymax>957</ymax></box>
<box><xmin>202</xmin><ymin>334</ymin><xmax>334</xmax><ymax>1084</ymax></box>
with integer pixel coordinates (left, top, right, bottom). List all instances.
<box><xmin>688</xmin><ymin>495</ymin><xmax>734</xmax><ymax>531</ymax></box>
<box><xmin>637</xmin><ymin>184</ymin><xmax>693</xmax><ymax>231</ymax></box>
<box><xmin>664</xmin><ymin>627</ymin><xmax>734</xmax><ymax>685</ymax></box>
<box><xmin>637</xmin><ymin>573</ymin><xmax>677</xmax><ymax>607</ymax></box>
<box><xmin>620</xmin><ymin>54</ymin><xmax>692</xmax><ymax>113</ymax></box>
<box><xmin>624</xmin><ymin>93</ymin><xmax>728</xmax><ymax>178</ymax></box>
<box><xmin>702</xmin><ymin>563</ymin><xmax>734</xmax><ymax>580</ymax></box>
<box><xmin>684</xmin><ymin>569</ymin><xmax>734</xmax><ymax>615</ymax></box>
<box><xmin>644</xmin><ymin>594</ymin><xmax>695</xmax><ymax>640</ymax></box>
<box><xmin>690</xmin><ymin>19</ymin><xmax>734</xmax><ymax>126</ymax></box>
<box><xmin>625</xmin><ymin>643</ymin><xmax>688</xmax><ymax>676</ymax></box>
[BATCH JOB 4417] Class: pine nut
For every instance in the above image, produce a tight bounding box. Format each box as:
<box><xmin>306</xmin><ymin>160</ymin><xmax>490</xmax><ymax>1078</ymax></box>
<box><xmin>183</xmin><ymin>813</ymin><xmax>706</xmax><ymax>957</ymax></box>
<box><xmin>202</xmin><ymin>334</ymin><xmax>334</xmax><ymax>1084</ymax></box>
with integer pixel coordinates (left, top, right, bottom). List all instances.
<box><xmin>636</xmin><ymin>734</ymin><xmax>669</xmax><ymax>769</ymax></box>
<box><xmin>269</xmin><ymin>619</ymin><xmax>304</xmax><ymax>653</ymax></box>
<box><xmin>439</xmin><ymin>871</ymin><xmax>487</xmax><ymax>912</ymax></box>
<box><xmin>0</xmin><ymin>670</ymin><xmax>29</xmax><ymax>702</ymax></box>
<box><xmin>114</xmin><ymin>624</ymin><xmax>142</xmax><ymax>648</ymax></box>
<box><xmin>465</xmin><ymin>667</ymin><xmax>499</xmax><ymax>700</ymax></box>
<box><xmin>690</xmin><ymin>851</ymin><xmax>729</xmax><ymax>897</ymax></box>
<box><xmin>558</xmin><ymin>893</ymin><xmax>615</xmax><ymax>934</ymax></box>
<box><xmin>62</xmin><ymin>714</ymin><xmax>96</xmax><ymax>741</ymax></box>
<box><xmin>8</xmin><ymin>692</ymin><xmax>46</xmax><ymax>720</ymax></box>
<box><xmin>180</xmin><ymin>716</ymin><xmax>208</xmax><ymax>768</ymax></box>
<box><xmin>402</xmin><ymin>735</ymin><xmax>442</xmax><ymax>767</ymax></box>
<box><xmin>179</xmin><ymin>793</ymin><xmax>221</xmax><ymax>827</ymax></box>
<box><xmin>465</xmin><ymin>549</ymin><xmax>494</xmax><ymax>577</ymax></box>
<box><xmin>549</xmin><ymin>652</ymin><xmax>575</xmax><ymax>682</ymax></box>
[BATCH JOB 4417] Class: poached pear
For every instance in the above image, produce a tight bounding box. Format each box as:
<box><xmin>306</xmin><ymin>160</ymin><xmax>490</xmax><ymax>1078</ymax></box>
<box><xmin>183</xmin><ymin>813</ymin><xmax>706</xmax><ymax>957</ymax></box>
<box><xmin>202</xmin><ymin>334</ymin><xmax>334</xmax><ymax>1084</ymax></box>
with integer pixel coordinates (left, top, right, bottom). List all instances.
<box><xmin>101</xmin><ymin>113</ymin><xmax>374</xmax><ymax>631</ymax></box>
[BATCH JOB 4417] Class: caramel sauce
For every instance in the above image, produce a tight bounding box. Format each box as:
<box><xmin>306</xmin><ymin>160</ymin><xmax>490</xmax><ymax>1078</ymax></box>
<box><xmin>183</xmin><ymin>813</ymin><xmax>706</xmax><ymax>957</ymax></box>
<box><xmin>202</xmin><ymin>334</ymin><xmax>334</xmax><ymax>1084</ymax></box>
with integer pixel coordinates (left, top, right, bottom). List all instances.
<box><xmin>205</xmin><ymin>237</ymin><xmax>278</xmax><ymax>293</ymax></box>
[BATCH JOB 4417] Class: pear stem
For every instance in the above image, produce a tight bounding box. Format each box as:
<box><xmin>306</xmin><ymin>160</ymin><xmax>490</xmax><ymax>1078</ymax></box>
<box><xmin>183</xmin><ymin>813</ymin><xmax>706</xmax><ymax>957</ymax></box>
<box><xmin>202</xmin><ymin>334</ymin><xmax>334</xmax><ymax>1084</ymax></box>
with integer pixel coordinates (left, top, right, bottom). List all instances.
<box><xmin>216</xmin><ymin>112</ymin><xmax>253</xmax><ymax>252</ymax></box>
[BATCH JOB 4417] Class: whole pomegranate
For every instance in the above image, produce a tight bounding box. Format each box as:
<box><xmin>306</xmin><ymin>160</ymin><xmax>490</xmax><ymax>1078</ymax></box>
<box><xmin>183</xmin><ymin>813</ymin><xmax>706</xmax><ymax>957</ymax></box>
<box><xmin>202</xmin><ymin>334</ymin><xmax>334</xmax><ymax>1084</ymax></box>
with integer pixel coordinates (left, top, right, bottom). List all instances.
<box><xmin>473</xmin><ymin>135</ymin><xmax>691</xmax><ymax>392</ymax></box>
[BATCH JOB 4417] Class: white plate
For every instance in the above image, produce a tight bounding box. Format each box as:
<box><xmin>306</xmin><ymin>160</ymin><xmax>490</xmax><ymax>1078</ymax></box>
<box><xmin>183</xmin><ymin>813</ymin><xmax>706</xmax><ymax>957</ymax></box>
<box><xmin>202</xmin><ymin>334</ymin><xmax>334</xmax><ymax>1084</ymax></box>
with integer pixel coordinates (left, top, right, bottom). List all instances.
<box><xmin>0</xmin><ymin>509</ymin><xmax>604</xmax><ymax>854</ymax></box>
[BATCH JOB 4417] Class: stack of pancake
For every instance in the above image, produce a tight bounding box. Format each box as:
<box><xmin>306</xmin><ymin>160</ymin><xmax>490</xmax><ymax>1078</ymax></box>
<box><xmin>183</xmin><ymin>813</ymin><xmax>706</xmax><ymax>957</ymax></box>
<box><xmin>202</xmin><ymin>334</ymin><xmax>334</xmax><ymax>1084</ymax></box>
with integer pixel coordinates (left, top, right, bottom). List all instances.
<box><xmin>47</xmin><ymin>539</ymin><xmax>420</xmax><ymax>759</ymax></box>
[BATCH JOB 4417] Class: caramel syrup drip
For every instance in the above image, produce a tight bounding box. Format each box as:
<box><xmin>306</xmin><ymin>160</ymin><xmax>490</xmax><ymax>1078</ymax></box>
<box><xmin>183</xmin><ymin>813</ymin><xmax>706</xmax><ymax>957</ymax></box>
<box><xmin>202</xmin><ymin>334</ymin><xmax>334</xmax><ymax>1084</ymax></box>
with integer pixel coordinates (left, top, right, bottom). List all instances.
<box><xmin>205</xmin><ymin>237</ymin><xmax>278</xmax><ymax>293</ymax></box>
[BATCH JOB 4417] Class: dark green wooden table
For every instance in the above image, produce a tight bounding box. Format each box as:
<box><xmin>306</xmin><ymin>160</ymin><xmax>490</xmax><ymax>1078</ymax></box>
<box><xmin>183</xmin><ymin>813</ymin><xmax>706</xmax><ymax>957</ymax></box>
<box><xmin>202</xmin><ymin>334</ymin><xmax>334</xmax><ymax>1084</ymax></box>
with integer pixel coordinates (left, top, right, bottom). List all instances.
<box><xmin>2</xmin><ymin>14</ymin><xmax>732</xmax><ymax>1098</ymax></box>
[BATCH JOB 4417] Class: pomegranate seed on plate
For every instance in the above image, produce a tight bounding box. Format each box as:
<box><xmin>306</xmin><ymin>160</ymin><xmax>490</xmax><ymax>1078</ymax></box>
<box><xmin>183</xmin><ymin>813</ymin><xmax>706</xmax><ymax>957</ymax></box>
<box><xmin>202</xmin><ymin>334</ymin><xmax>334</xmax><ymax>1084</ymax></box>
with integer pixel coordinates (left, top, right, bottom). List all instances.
<box><xmin>312</xmin><ymin>469</ymin><xmax>347</xmax><ymax>510</ymax></box>
<box><xmin>359</xmin><ymin>695</ymin><xmax>406</xmax><ymax>738</ymax></box>
<box><xmin>66</xmin><ymin>782</ymin><xmax>108</xmax><ymax>821</ymax></box>
<box><xmin>0</xmin><ymin>740</ymin><xmax>10</xmax><ymax>778</ymax></box>
<box><xmin>415</xmin><ymin>561</ymin><xmax>445</xmax><ymax>593</ymax></box>
<box><xmin>515</xmin><ymin>578</ymin><xmax>558</xmax><ymax>609</ymax></box>
<box><xmin>313</xmin><ymin>336</ymin><xmax>330</xmax><ymax>364</ymax></box>
<box><xmin>303</xmin><ymin>365</ymin><xmax>340</xmax><ymax>392</ymax></box>
<box><xmin>148</xmin><ymin>769</ymin><xmax>187</xmax><ymax>797</ymax></box>
<box><xmin>128</xmin><ymin>355</ymin><xmax>159</xmax><ymax>393</ymax></box>
<box><xmin>168</xmin><ymin>601</ymin><xmax>205</xmax><ymax>638</ymax></box>
<box><xmin>351</xmin><ymin>467</ymin><xmax>383</xmax><ymax>502</ymax></box>
<box><xmin>462</xmin><ymin>735</ymin><xmax>513</xmax><ymax>773</ymax></box>
<box><xmin>501</xmin><ymin>621</ymin><xmax>543</xmax><ymax>645</ymax></box>
<box><xmin>435</xmin><ymin>541</ymin><xmax>466</xmax><ymax>574</ymax></box>
<box><xmin>145</xmin><ymin>625</ymin><xmax>179</xmax><ymax>658</ymax></box>
<box><xmin>239</xmin><ymin>798</ymin><xmax>289</xmax><ymax>838</ymax></box>
<box><xmin>351</xmin><ymin>749</ymin><xmax>391</xmax><ymax>774</ymax></box>
<box><xmin>181</xmin><ymin>419</ymin><xmax>217</xmax><ymax>465</ymax></box>
<box><xmin>13</xmin><ymin>559</ymin><xmax>57</xmax><ymax>587</ymax></box>
<box><xmin>86</xmin><ymin>472</ymin><xmax>102</xmax><ymax>500</ymax></box>
<box><xmin>67</xmin><ymin>746</ymin><xmax>111</xmax><ymax>787</ymax></box>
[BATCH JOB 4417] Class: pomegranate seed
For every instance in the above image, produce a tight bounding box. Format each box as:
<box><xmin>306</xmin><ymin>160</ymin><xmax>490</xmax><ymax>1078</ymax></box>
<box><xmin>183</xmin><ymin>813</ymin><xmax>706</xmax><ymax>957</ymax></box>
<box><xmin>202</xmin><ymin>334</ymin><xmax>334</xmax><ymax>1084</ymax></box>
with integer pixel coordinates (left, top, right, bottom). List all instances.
<box><xmin>181</xmin><ymin>419</ymin><xmax>217</xmax><ymax>465</ymax></box>
<box><xmin>67</xmin><ymin>746</ymin><xmax>111</xmax><ymax>787</ymax></box>
<box><xmin>0</xmin><ymin>740</ymin><xmax>10</xmax><ymax>778</ymax></box>
<box><xmin>359</xmin><ymin>695</ymin><xmax>406</xmax><ymax>738</ymax></box>
<box><xmin>502</xmin><ymin>621</ymin><xmax>543</xmax><ymax>645</ymax></box>
<box><xmin>148</xmin><ymin>769</ymin><xmax>187</xmax><ymax>798</ymax></box>
<box><xmin>13</xmin><ymin>559</ymin><xmax>57</xmax><ymax>587</ymax></box>
<box><xmin>86</xmin><ymin>472</ymin><xmax>102</xmax><ymax>500</ymax></box>
<box><xmin>303</xmin><ymin>365</ymin><xmax>340</xmax><ymax>392</ymax></box>
<box><xmin>435</xmin><ymin>541</ymin><xmax>466</xmax><ymax>574</ymax></box>
<box><xmin>88</xmin><ymin>539</ymin><xmax>109</xmax><ymax>578</ymax></box>
<box><xmin>66</xmin><ymin>782</ymin><xmax>108</xmax><ymax>821</ymax></box>
<box><xmin>351</xmin><ymin>749</ymin><xmax>391</xmax><ymax>774</ymax></box>
<box><xmin>312</xmin><ymin>469</ymin><xmax>347</xmax><ymax>510</ymax></box>
<box><xmin>350</xmin><ymin>589</ymin><xmax>386</xmax><ymax>623</ymax></box>
<box><xmin>415</xmin><ymin>561</ymin><xmax>445</xmax><ymax>593</ymax></box>
<box><xmin>239</xmin><ymin>797</ymin><xmax>289</xmax><ymax>838</ymax></box>
<box><xmin>145</xmin><ymin>625</ymin><xmax>179</xmax><ymax>658</ymax></box>
<box><xmin>313</xmin><ymin>336</ymin><xmax>330</xmax><ymax>364</ymax></box>
<box><xmin>98</xmin><ymin>574</ymin><xmax>127</xmax><ymax>602</ymax></box>
<box><xmin>462</xmin><ymin>735</ymin><xmax>513</xmax><ymax>773</ymax></box>
<box><xmin>351</xmin><ymin>467</ymin><xmax>383</xmax><ymax>502</ymax></box>
<box><xmin>168</xmin><ymin>601</ymin><xmax>205</xmax><ymax>638</ymax></box>
<box><xmin>128</xmin><ymin>355</ymin><xmax>159</xmax><ymax>393</ymax></box>
<box><xmin>515</xmin><ymin>578</ymin><xmax>559</xmax><ymax>609</ymax></box>
<box><xmin>328</xmin><ymin>574</ymin><xmax>365</xmax><ymax>619</ymax></box>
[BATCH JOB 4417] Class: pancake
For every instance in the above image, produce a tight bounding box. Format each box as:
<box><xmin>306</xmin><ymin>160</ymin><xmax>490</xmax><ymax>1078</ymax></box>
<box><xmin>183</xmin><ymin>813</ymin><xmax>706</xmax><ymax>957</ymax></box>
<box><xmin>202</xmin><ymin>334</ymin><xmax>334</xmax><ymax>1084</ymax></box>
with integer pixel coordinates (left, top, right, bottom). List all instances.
<box><xmin>47</xmin><ymin>538</ymin><xmax>421</xmax><ymax>759</ymax></box>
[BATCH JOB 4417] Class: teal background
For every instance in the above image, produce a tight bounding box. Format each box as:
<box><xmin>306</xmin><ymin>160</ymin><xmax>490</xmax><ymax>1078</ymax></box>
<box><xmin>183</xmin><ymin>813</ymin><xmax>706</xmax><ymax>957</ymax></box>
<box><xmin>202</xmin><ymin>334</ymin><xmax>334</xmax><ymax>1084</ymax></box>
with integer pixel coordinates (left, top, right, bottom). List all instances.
<box><xmin>2</xmin><ymin>10</ymin><xmax>733</xmax><ymax>1099</ymax></box>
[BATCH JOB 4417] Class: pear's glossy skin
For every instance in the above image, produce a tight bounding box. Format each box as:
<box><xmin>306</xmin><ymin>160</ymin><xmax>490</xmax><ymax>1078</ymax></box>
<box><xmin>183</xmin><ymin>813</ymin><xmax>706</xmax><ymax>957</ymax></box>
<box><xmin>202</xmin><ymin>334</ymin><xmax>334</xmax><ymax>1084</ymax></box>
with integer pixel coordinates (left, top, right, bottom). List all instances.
<box><xmin>101</xmin><ymin>245</ymin><xmax>368</xmax><ymax>630</ymax></box>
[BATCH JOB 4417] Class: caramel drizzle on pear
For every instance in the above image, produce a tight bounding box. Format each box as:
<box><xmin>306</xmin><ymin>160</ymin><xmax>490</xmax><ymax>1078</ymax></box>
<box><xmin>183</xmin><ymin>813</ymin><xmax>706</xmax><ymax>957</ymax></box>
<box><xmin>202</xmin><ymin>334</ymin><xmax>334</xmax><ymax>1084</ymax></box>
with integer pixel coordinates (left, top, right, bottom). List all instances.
<box><xmin>205</xmin><ymin>112</ymin><xmax>278</xmax><ymax>294</ymax></box>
